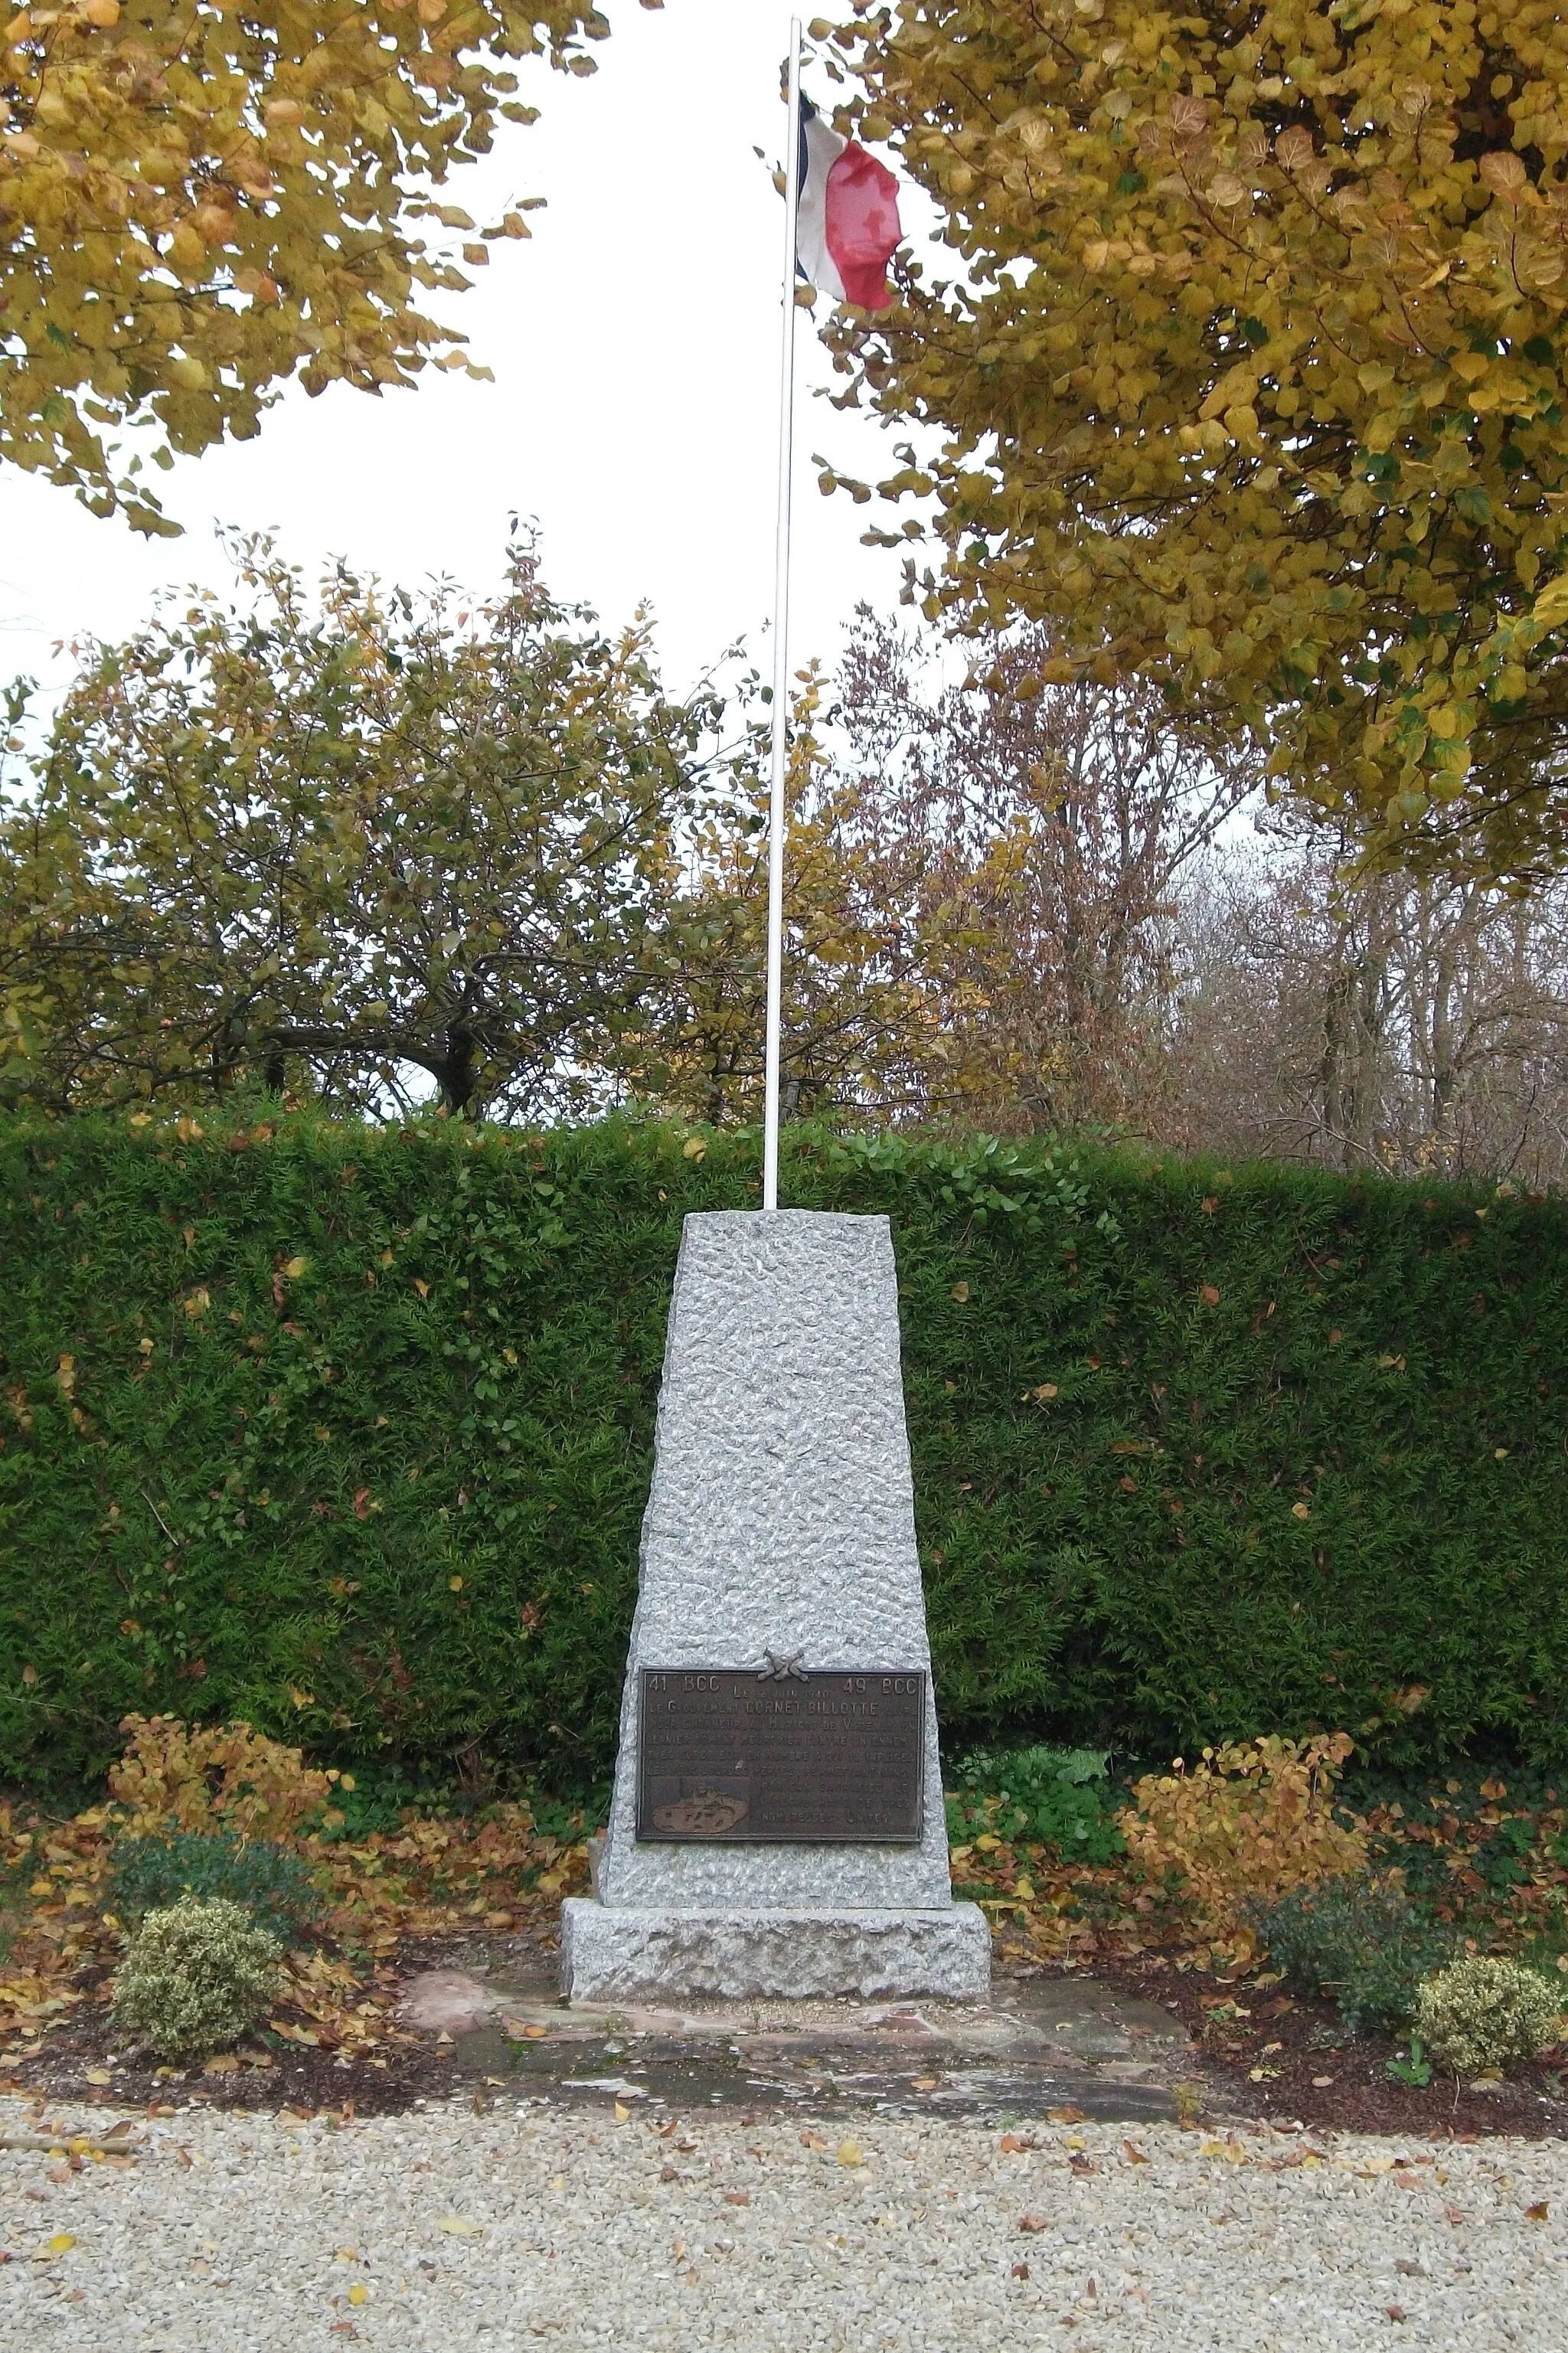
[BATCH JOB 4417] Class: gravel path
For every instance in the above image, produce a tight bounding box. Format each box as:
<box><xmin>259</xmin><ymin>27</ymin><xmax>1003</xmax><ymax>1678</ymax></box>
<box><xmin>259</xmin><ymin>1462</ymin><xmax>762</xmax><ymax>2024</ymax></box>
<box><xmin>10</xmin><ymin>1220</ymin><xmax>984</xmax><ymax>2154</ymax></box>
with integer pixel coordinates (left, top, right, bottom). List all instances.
<box><xmin>2</xmin><ymin>2093</ymin><xmax>1563</xmax><ymax>2351</ymax></box>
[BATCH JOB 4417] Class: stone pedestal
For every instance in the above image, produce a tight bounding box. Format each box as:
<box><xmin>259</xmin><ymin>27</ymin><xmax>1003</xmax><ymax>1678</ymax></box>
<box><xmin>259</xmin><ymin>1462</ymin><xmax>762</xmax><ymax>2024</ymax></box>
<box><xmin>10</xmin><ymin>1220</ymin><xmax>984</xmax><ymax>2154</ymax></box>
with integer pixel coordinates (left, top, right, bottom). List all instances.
<box><xmin>560</xmin><ymin>1209</ymin><xmax>989</xmax><ymax>2003</ymax></box>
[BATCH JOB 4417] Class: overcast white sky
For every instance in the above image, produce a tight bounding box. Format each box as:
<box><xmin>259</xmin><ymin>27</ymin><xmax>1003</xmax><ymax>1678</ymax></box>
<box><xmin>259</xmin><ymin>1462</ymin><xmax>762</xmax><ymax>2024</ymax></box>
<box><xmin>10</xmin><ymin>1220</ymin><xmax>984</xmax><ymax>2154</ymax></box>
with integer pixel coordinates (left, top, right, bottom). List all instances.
<box><xmin>0</xmin><ymin>3</ymin><xmax>941</xmax><ymax>704</ymax></box>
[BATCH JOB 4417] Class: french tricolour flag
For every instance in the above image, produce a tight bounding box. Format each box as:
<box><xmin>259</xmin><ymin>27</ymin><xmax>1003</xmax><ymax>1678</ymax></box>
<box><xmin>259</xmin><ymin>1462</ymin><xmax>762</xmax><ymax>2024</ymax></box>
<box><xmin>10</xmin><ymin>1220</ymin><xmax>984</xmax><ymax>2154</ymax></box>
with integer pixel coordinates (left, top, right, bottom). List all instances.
<box><xmin>796</xmin><ymin>97</ymin><xmax>902</xmax><ymax>310</ymax></box>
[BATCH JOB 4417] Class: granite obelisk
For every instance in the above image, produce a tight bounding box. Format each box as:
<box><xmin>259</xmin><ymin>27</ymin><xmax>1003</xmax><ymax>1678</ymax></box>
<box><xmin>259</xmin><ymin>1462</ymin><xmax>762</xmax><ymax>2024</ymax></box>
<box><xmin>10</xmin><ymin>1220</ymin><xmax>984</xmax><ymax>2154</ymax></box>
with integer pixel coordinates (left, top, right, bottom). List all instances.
<box><xmin>560</xmin><ymin>1209</ymin><xmax>990</xmax><ymax>2001</ymax></box>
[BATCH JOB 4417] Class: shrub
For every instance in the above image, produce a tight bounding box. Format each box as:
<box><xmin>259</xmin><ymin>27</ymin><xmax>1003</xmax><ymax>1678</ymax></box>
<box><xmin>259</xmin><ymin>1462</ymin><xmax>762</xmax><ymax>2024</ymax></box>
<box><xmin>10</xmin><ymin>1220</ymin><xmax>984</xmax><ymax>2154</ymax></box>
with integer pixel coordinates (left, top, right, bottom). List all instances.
<box><xmin>949</xmin><ymin>1744</ymin><xmax>1125</xmax><ymax>1865</ymax></box>
<box><xmin>7</xmin><ymin>1111</ymin><xmax>1568</xmax><ymax>1789</ymax></box>
<box><xmin>1118</xmin><ymin>1734</ymin><xmax>1367</xmax><ymax>1936</ymax></box>
<box><xmin>108</xmin><ymin>1895</ymin><xmax>283</xmax><ymax>2062</ymax></box>
<box><xmin>1413</xmin><ymin>1956</ymin><xmax>1566</xmax><ymax>2079</ymax></box>
<box><xmin>1248</xmin><ymin>1875</ymin><xmax>1452</xmax><ymax>2034</ymax></box>
<box><xmin>108</xmin><ymin>1715</ymin><xmax>332</xmax><ymax>1839</ymax></box>
<box><xmin>109</xmin><ymin>1829</ymin><xmax>328</xmax><ymax>1945</ymax></box>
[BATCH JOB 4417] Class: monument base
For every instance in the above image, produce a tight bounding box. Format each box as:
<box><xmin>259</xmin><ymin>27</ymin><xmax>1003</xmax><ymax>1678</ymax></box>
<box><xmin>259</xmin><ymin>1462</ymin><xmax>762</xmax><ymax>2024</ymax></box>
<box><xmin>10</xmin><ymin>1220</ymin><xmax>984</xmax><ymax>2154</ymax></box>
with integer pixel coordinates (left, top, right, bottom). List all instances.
<box><xmin>560</xmin><ymin>1897</ymin><xmax>991</xmax><ymax>2003</ymax></box>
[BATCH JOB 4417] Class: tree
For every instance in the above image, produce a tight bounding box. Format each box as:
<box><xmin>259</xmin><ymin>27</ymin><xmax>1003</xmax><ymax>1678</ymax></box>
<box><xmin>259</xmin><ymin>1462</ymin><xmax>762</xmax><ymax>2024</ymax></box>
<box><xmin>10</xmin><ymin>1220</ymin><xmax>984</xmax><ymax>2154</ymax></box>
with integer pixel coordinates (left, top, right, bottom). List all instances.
<box><xmin>830</xmin><ymin>611</ymin><xmax>1253</xmax><ymax>1132</ymax></box>
<box><xmin>0</xmin><ymin>0</ymin><xmax>615</xmax><ymax>533</ymax></box>
<box><xmin>818</xmin><ymin>2</ymin><xmax>1568</xmax><ymax>875</ymax></box>
<box><xmin>0</xmin><ymin>534</ymin><xmax>712</xmax><ymax>1118</ymax></box>
<box><xmin>651</xmin><ymin>616</ymin><xmax>1249</xmax><ymax>1133</ymax></box>
<box><xmin>642</xmin><ymin>659</ymin><xmax>952</xmax><ymax>1126</ymax></box>
<box><xmin>1174</xmin><ymin>819</ymin><xmax>1568</xmax><ymax>1182</ymax></box>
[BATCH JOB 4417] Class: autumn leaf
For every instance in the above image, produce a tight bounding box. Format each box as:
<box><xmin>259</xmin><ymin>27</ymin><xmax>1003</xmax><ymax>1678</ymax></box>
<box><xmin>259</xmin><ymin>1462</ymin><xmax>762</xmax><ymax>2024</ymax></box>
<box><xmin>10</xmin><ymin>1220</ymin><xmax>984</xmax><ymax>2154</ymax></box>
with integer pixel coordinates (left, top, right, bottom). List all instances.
<box><xmin>828</xmin><ymin>1</ymin><xmax>1568</xmax><ymax>877</ymax></box>
<box><xmin>0</xmin><ymin>0</ymin><xmax>616</xmax><ymax>534</ymax></box>
<box><xmin>438</xmin><ymin>2215</ymin><xmax>484</xmax><ymax>2238</ymax></box>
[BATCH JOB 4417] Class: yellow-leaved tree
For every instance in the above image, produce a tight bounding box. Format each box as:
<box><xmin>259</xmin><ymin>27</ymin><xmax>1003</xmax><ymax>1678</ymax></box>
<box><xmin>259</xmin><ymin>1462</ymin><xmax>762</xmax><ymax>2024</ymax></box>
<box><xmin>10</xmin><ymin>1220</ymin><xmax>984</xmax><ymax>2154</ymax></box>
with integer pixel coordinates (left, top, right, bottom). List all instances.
<box><xmin>0</xmin><ymin>0</ymin><xmax>621</xmax><ymax>532</ymax></box>
<box><xmin>818</xmin><ymin>2</ymin><xmax>1568</xmax><ymax>874</ymax></box>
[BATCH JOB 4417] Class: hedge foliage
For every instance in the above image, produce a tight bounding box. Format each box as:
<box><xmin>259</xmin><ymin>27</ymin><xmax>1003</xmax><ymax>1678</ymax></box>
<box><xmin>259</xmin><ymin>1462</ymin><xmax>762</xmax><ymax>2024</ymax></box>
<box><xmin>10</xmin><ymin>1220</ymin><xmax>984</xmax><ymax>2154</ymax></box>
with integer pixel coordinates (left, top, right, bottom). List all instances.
<box><xmin>2</xmin><ymin>1109</ymin><xmax>1566</xmax><ymax>1793</ymax></box>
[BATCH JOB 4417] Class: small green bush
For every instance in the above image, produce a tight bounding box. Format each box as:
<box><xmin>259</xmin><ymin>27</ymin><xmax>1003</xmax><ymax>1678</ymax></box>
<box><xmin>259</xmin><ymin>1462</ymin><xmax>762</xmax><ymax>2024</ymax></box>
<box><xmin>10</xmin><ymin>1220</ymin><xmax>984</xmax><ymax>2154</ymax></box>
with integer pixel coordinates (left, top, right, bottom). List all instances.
<box><xmin>949</xmin><ymin>1744</ymin><xmax>1125</xmax><ymax>1865</ymax></box>
<box><xmin>109</xmin><ymin>1829</ymin><xmax>328</xmax><ymax>1944</ymax></box>
<box><xmin>1414</xmin><ymin>1956</ymin><xmax>1566</xmax><ymax>2078</ymax></box>
<box><xmin>109</xmin><ymin>1895</ymin><xmax>284</xmax><ymax>2062</ymax></box>
<box><xmin>1249</xmin><ymin>1877</ymin><xmax>1452</xmax><ymax>2034</ymax></box>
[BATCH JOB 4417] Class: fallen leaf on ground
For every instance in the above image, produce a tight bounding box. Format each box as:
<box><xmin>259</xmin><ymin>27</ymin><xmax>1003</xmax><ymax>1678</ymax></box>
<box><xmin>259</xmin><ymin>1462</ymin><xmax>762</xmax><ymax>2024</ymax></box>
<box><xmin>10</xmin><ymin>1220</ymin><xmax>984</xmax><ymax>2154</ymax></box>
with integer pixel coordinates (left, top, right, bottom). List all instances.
<box><xmin>724</xmin><ymin>2191</ymin><xmax>750</xmax><ymax>2207</ymax></box>
<box><xmin>1047</xmin><ymin>2106</ymin><xmax>1086</xmax><ymax>2124</ymax></box>
<box><xmin>835</xmin><ymin>2141</ymin><xmax>863</xmax><ymax>2168</ymax></box>
<box><xmin>348</xmin><ymin>2284</ymin><xmax>368</xmax><ymax>2306</ymax></box>
<box><xmin>1123</xmin><ymin>2142</ymin><xmax>1149</xmax><ymax>2165</ymax></box>
<box><xmin>911</xmin><ymin>2077</ymin><xmax>939</xmax><ymax>2091</ymax></box>
<box><xmin>614</xmin><ymin>2103</ymin><xmax>630</xmax><ymax>2123</ymax></box>
<box><xmin>83</xmin><ymin>2069</ymin><xmax>111</xmax><ymax>2087</ymax></box>
<box><xmin>438</xmin><ymin>2216</ymin><xmax>484</xmax><ymax>2238</ymax></box>
<box><xmin>999</xmin><ymin>2133</ymin><xmax>1036</xmax><ymax>2153</ymax></box>
<box><xmin>1527</xmin><ymin>2201</ymin><xmax>1550</xmax><ymax>2221</ymax></box>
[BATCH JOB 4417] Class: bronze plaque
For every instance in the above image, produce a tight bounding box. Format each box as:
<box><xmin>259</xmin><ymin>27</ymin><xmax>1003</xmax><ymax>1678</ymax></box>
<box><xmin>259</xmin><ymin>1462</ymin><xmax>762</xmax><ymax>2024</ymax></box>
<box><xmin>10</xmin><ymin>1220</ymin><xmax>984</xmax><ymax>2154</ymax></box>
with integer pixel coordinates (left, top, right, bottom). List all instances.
<box><xmin>636</xmin><ymin>1668</ymin><xmax>926</xmax><ymax>1843</ymax></box>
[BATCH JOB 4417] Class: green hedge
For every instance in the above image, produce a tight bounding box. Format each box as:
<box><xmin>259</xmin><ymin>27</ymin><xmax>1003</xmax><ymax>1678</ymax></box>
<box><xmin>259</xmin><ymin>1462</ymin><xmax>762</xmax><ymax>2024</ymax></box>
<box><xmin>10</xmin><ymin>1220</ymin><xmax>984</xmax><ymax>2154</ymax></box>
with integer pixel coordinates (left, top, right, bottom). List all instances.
<box><xmin>2</xmin><ymin>1110</ymin><xmax>1566</xmax><ymax>1793</ymax></box>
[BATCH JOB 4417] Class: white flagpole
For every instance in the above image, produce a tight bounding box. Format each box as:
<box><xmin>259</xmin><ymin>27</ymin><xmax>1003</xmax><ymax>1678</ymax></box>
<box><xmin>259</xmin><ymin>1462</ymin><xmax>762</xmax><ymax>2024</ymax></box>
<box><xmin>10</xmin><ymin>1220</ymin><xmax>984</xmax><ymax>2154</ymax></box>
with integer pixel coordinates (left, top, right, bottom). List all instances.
<box><xmin>762</xmin><ymin>16</ymin><xmax>802</xmax><ymax>1216</ymax></box>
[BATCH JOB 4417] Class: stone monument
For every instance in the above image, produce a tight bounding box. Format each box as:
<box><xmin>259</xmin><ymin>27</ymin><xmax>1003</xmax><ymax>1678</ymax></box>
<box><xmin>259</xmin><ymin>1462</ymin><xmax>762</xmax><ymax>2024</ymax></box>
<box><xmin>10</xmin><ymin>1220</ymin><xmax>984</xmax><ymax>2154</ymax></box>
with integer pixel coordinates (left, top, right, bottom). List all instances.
<box><xmin>560</xmin><ymin>1208</ymin><xmax>990</xmax><ymax>2002</ymax></box>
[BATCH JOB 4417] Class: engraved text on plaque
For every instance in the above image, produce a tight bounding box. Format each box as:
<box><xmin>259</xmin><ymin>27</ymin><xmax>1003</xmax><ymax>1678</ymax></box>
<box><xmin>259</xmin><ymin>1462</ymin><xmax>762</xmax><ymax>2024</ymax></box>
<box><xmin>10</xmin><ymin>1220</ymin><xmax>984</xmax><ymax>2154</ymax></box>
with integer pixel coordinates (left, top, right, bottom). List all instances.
<box><xmin>636</xmin><ymin>1668</ymin><xmax>925</xmax><ymax>1843</ymax></box>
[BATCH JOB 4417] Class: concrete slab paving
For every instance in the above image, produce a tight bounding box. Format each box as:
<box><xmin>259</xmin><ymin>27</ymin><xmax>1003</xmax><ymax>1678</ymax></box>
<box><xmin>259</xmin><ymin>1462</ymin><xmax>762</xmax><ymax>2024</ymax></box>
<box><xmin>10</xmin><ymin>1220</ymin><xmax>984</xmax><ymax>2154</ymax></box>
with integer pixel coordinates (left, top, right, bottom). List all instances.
<box><xmin>394</xmin><ymin>1953</ymin><xmax>1200</xmax><ymax>2126</ymax></box>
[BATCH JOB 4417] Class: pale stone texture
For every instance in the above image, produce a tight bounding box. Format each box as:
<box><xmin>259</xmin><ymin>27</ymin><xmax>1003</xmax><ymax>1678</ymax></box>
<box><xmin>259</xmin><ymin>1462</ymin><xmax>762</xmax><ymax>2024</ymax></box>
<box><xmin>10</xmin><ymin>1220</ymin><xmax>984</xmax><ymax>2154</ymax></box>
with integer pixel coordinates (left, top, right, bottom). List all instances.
<box><xmin>560</xmin><ymin>1902</ymin><xmax>991</xmax><ymax>2003</ymax></box>
<box><xmin>563</xmin><ymin>1209</ymin><xmax>988</xmax><ymax>2001</ymax></box>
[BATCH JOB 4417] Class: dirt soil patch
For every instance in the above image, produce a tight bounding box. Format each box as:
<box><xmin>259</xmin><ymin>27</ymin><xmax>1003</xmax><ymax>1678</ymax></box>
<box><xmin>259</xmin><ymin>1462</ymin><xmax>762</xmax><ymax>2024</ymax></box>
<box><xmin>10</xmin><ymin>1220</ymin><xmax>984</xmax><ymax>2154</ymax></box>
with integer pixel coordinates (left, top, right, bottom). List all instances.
<box><xmin>7</xmin><ymin>1920</ymin><xmax>1559</xmax><ymax>2139</ymax></box>
<box><xmin>1041</xmin><ymin>1946</ymin><xmax>1568</xmax><ymax>2141</ymax></box>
